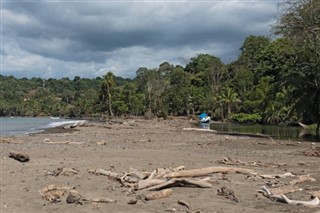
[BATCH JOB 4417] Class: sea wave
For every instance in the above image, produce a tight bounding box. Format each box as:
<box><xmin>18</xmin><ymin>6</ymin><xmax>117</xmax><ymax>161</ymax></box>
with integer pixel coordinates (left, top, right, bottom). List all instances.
<box><xmin>46</xmin><ymin>120</ymin><xmax>87</xmax><ymax>128</ymax></box>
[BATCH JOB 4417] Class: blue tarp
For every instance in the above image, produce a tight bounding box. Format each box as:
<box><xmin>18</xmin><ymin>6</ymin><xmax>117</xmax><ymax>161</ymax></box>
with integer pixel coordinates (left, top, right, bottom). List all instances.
<box><xmin>198</xmin><ymin>113</ymin><xmax>207</xmax><ymax>119</ymax></box>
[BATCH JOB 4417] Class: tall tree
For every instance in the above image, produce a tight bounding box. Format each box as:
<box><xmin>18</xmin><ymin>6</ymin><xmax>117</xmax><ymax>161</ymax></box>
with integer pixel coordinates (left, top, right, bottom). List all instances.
<box><xmin>274</xmin><ymin>0</ymin><xmax>320</xmax><ymax>134</ymax></box>
<box><xmin>101</xmin><ymin>72</ymin><xmax>116</xmax><ymax>117</ymax></box>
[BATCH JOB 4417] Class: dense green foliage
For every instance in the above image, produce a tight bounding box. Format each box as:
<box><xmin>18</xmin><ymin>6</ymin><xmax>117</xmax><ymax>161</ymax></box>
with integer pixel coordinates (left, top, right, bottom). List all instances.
<box><xmin>0</xmin><ymin>0</ymin><xmax>319</xmax><ymax>133</ymax></box>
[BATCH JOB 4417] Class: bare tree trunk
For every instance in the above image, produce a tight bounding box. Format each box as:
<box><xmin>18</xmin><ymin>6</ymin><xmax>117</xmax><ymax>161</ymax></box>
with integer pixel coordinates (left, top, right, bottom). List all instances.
<box><xmin>107</xmin><ymin>84</ymin><xmax>113</xmax><ymax>117</ymax></box>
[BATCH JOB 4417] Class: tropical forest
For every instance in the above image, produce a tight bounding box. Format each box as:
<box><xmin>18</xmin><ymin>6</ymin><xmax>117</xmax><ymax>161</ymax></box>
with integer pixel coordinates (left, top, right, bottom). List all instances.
<box><xmin>1</xmin><ymin>0</ymin><xmax>319</xmax><ymax>134</ymax></box>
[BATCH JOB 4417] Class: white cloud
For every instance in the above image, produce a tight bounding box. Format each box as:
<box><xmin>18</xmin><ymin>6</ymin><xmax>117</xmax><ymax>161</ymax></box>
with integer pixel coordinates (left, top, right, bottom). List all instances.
<box><xmin>2</xmin><ymin>1</ymin><xmax>279</xmax><ymax>79</ymax></box>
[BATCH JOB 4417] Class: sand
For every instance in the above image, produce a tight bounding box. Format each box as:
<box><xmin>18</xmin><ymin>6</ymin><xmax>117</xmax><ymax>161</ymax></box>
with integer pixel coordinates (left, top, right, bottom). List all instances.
<box><xmin>1</xmin><ymin>117</ymin><xmax>320</xmax><ymax>213</ymax></box>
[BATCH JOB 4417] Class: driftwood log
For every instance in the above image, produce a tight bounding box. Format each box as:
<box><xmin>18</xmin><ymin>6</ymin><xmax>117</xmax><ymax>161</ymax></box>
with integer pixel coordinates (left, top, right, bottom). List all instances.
<box><xmin>290</xmin><ymin>175</ymin><xmax>316</xmax><ymax>185</ymax></box>
<box><xmin>164</xmin><ymin>166</ymin><xmax>256</xmax><ymax>178</ymax></box>
<box><xmin>144</xmin><ymin>178</ymin><xmax>213</xmax><ymax>191</ymax></box>
<box><xmin>259</xmin><ymin>185</ymin><xmax>320</xmax><ymax>207</ymax></box>
<box><xmin>218</xmin><ymin>157</ymin><xmax>287</xmax><ymax>168</ymax></box>
<box><xmin>88</xmin><ymin>169</ymin><xmax>120</xmax><ymax>180</ymax></box>
<box><xmin>259</xmin><ymin>172</ymin><xmax>295</xmax><ymax>179</ymax></box>
<box><xmin>9</xmin><ymin>151</ymin><xmax>29</xmax><ymax>162</ymax></box>
<box><xmin>145</xmin><ymin>189</ymin><xmax>173</xmax><ymax>201</ymax></box>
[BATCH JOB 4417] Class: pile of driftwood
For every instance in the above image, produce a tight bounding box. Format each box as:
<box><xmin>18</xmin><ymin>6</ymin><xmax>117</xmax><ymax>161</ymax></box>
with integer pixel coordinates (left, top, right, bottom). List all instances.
<box><xmin>39</xmin><ymin>184</ymin><xmax>116</xmax><ymax>205</ymax></box>
<box><xmin>257</xmin><ymin>173</ymin><xmax>319</xmax><ymax>207</ymax></box>
<box><xmin>38</xmin><ymin>163</ymin><xmax>320</xmax><ymax>209</ymax></box>
<box><xmin>303</xmin><ymin>146</ymin><xmax>320</xmax><ymax>157</ymax></box>
<box><xmin>88</xmin><ymin>165</ymin><xmax>256</xmax><ymax>202</ymax></box>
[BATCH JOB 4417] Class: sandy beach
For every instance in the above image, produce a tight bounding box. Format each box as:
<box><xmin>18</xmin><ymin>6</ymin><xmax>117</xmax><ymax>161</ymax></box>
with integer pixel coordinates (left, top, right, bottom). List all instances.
<box><xmin>1</xmin><ymin>117</ymin><xmax>320</xmax><ymax>213</ymax></box>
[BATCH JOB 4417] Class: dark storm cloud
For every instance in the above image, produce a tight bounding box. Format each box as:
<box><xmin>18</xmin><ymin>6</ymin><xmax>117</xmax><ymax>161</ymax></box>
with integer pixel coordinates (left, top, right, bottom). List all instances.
<box><xmin>2</xmin><ymin>1</ymin><xmax>279</xmax><ymax>78</ymax></box>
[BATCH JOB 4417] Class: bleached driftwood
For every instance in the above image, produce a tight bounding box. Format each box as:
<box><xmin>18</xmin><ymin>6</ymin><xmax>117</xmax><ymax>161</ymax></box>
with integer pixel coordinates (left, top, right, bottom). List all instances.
<box><xmin>9</xmin><ymin>151</ymin><xmax>29</xmax><ymax>162</ymax></box>
<box><xmin>87</xmin><ymin>197</ymin><xmax>116</xmax><ymax>203</ymax></box>
<box><xmin>43</xmin><ymin>141</ymin><xmax>84</xmax><ymax>145</ymax></box>
<box><xmin>270</xmin><ymin>186</ymin><xmax>302</xmax><ymax>195</ymax></box>
<box><xmin>183</xmin><ymin>128</ymin><xmax>217</xmax><ymax>133</ymax></box>
<box><xmin>218</xmin><ymin>157</ymin><xmax>286</xmax><ymax>168</ymax></box>
<box><xmin>135</xmin><ymin>179</ymin><xmax>167</xmax><ymax>190</ymax></box>
<box><xmin>39</xmin><ymin>184</ymin><xmax>73</xmax><ymax>202</ymax></box>
<box><xmin>88</xmin><ymin>169</ymin><xmax>120</xmax><ymax>179</ymax></box>
<box><xmin>144</xmin><ymin>178</ymin><xmax>213</xmax><ymax>191</ymax></box>
<box><xmin>259</xmin><ymin>172</ymin><xmax>295</xmax><ymax>179</ymax></box>
<box><xmin>290</xmin><ymin>175</ymin><xmax>316</xmax><ymax>185</ymax></box>
<box><xmin>259</xmin><ymin>185</ymin><xmax>320</xmax><ymax>207</ymax></box>
<box><xmin>164</xmin><ymin>166</ymin><xmax>256</xmax><ymax>178</ymax></box>
<box><xmin>280</xmin><ymin>195</ymin><xmax>320</xmax><ymax>207</ymax></box>
<box><xmin>128</xmin><ymin>168</ymin><xmax>150</xmax><ymax>180</ymax></box>
<box><xmin>145</xmin><ymin>189</ymin><xmax>173</xmax><ymax>201</ymax></box>
<box><xmin>146</xmin><ymin>166</ymin><xmax>185</xmax><ymax>180</ymax></box>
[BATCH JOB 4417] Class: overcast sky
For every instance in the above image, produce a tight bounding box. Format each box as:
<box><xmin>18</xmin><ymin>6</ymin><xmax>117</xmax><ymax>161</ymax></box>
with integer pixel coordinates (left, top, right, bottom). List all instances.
<box><xmin>1</xmin><ymin>0</ymin><xmax>280</xmax><ymax>79</ymax></box>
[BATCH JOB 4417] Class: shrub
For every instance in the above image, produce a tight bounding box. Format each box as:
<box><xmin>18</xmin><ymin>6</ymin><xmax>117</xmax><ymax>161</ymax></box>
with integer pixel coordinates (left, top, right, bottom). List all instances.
<box><xmin>229</xmin><ymin>113</ymin><xmax>262</xmax><ymax>124</ymax></box>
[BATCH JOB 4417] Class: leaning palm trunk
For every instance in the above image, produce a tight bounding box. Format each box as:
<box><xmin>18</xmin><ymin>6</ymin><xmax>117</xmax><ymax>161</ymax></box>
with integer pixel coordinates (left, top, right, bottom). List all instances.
<box><xmin>107</xmin><ymin>85</ymin><xmax>113</xmax><ymax>117</ymax></box>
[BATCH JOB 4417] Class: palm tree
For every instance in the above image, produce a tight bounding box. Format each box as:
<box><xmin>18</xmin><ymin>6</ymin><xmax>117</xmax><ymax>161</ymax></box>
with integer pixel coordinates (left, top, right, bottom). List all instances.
<box><xmin>219</xmin><ymin>87</ymin><xmax>241</xmax><ymax>118</ymax></box>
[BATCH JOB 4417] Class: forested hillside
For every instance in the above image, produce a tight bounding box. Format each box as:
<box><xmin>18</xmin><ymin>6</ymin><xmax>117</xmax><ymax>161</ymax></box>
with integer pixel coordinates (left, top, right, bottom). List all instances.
<box><xmin>1</xmin><ymin>0</ymin><xmax>319</xmax><ymax>133</ymax></box>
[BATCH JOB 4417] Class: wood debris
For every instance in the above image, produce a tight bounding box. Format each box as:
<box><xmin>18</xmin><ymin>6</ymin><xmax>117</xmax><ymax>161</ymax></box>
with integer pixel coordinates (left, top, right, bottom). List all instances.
<box><xmin>259</xmin><ymin>172</ymin><xmax>295</xmax><ymax>179</ymax></box>
<box><xmin>143</xmin><ymin>178</ymin><xmax>213</xmax><ymax>191</ymax></box>
<box><xmin>45</xmin><ymin>167</ymin><xmax>80</xmax><ymax>176</ymax></box>
<box><xmin>303</xmin><ymin>146</ymin><xmax>320</xmax><ymax>157</ymax></box>
<box><xmin>40</xmin><ymin>184</ymin><xmax>116</xmax><ymax>204</ymax></box>
<box><xmin>270</xmin><ymin>186</ymin><xmax>302</xmax><ymax>195</ymax></box>
<box><xmin>217</xmin><ymin>157</ymin><xmax>286</xmax><ymax>168</ymax></box>
<box><xmin>164</xmin><ymin>166</ymin><xmax>256</xmax><ymax>178</ymax></box>
<box><xmin>39</xmin><ymin>184</ymin><xmax>72</xmax><ymax>202</ymax></box>
<box><xmin>9</xmin><ymin>151</ymin><xmax>29</xmax><ymax>162</ymax></box>
<box><xmin>145</xmin><ymin>189</ymin><xmax>173</xmax><ymax>201</ymax></box>
<box><xmin>178</xmin><ymin>200</ymin><xmax>191</xmax><ymax>209</ymax></box>
<box><xmin>290</xmin><ymin>175</ymin><xmax>316</xmax><ymax>185</ymax></box>
<box><xmin>217</xmin><ymin>186</ymin><xmax>239</xmax><ymax>203</ymax></box>
<box><xmin>88</xmin><ymin>165</ymin><xmax>256</xmax><ymax>193</ymax></box>
<box><xmin>259</xmin><ymin>185</ymin><xmax>320</xmax><ymax>207</ymax></box>
<box><xmin>1</xmin><ymin>138</ymin><xmax>21</xmax><ymax>144</ymax></box>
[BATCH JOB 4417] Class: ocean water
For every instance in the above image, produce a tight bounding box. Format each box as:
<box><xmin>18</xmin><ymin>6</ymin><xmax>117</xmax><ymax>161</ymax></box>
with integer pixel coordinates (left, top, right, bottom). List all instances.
<box><xmin>0</xmin><ymin>117</ymin><xmax>83</xmax><ymax>136</ymax></box>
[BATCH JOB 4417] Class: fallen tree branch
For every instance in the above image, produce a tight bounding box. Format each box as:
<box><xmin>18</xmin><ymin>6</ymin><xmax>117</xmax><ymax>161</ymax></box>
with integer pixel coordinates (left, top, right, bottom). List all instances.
<box><xmin>258</xmin><ymin>185</ymin><xmax>320</xmax><ymax>207</ymax></box>
<box><xmin>143</xmin><ymin>178</ymin><xmax>213</xmax><ymax>191</ymax></box>
<box><xmin>182</xmin><ymin>128</ymin><xmax>217</xmax><ymax>133</ymax></box>
<box><xmin>259</xmin><ymin>172</ymin><xmax>295</xmax><ymax>179</ymax></box>
<box><xmin>88</xmin><ymin>169</ymin><xmax>120</xmax><ymax>180</ymax></box>
<box><xmin>218</xmin><ymin>157</ymin><xmax>286</xmax><ymax>168</ymax></box>
<box><xmin>164</xmin><ymin>166</ymin><xmax>256</xmax><ymax>178</ymax></box>
<box><xmin>9</xmin><ymin>151</ymin><xmax>29</xmax><ymax>162</ymax></box>
<box><xmin>290</xmin><ymin>175</ymin><xmax>316</xmax><ymax>185</ymax></box>
<box><xmin>135</xmin><ymin>179</ymin><xmax>167</xmax><ymax>190</ymax></box>
<box><xmin>178</xmin><ymin>200</ymin><xmax>190</xmax><ymax>209</ymax></box>
<box><xmin>280</xmin><ymin>195</ymin><xmax>320</xmax><ymax>207</ymax></box>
